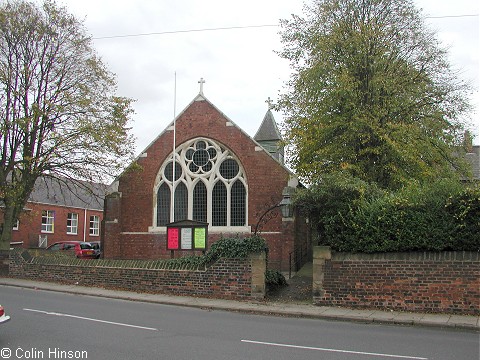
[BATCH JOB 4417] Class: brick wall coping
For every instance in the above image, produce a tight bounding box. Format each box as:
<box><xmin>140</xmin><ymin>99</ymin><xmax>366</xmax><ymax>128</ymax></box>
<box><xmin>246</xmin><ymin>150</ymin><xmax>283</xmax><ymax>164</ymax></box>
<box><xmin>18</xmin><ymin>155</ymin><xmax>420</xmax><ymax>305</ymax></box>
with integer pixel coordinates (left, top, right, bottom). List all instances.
<box><xmin>330</xmin><ymin>251</ymin><xmax>480</xmax><ymax>261</ymax></box>
<box><xmin>13</xmin><ymin>248</ymin><xmax>207</xmax><ymax>271</ymax></box>
<box><xmin>9</xmin><ymin>248</ymin><xmax>267</xmax><ymax>300</ymax></box>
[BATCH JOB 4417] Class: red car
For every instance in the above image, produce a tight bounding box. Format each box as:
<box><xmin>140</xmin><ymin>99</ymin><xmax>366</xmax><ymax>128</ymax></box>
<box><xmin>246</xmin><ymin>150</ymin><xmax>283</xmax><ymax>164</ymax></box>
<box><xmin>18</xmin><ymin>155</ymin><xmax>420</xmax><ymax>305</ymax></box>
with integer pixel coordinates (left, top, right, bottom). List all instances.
<box><xmin>0</xmin><ymin>304</ymin><xmax>10</xmax><ymax>324</ymax></box>
<box><xmin>46</xmin><ymin>241</ymin><xmax>96</xmax><ymax>259</ymax></box>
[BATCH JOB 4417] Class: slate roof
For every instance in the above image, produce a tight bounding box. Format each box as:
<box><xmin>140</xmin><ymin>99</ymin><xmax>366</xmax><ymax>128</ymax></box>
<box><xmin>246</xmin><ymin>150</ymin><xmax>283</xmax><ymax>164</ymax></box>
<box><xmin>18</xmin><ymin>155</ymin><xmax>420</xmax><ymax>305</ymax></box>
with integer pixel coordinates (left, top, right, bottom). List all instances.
<box><xmin>254</xmin><ymin>109</ymin><xmax>283</xmax><ymax>142</ymax></box>
<box><xmin>28</xmin><ymin>177</ymin><xmax>107</xmax><ymax>210</ymax></box>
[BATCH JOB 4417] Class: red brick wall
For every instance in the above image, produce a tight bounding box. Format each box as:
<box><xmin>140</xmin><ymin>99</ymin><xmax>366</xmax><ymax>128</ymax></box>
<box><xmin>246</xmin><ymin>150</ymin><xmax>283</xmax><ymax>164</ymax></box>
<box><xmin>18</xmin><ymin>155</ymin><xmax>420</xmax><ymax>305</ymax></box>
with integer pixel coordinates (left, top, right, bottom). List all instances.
<box><xmin>7</xmin><ymin>202</ymin><xmax>103</xmax><ymax>248</ymax></box>
<box><xmin>313</xmin><ymin>249</ymin><xmax>480</xmax><ymax>315</ymax></box>
<box><xmin>9</xmin><ymin>248</ymin><xmax>264</xmax><ymax>300</ymax></box>
<box><xmin>104</xmin><ymin>99</ymin><xmax>305</xmax><ymax>270</ymax></box>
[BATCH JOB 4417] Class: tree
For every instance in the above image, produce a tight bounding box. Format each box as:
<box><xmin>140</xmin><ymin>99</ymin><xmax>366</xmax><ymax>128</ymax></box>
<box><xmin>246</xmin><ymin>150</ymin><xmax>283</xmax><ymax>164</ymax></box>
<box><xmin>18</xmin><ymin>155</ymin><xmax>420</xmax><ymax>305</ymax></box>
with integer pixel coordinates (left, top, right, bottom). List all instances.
<box><xmin>277</xmin><ymin>0</ymin><xmax>472</xmax><ymax>189</ymax></box>
<box><xmin>0</xmin><ymin>0</ymin><xmax>135</xmax><ymax>250</ymax></box>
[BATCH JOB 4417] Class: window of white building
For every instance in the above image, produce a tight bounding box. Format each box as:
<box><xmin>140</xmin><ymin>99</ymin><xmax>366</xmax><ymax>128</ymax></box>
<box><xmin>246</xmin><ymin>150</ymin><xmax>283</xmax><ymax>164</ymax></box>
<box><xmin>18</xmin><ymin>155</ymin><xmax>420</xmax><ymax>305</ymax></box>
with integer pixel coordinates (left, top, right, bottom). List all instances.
<box><xmin>89</xmin><ymin>215</ymin><xmax>100</xmax><ymax>236</ymax></box>
<box><xmin>67</xmin><ymin>213</ymin><xmax>78</xmax><ymax>235</ymax></box>
<box><xmin>41</xmin><ymin>210</ymin><xmax>54</xmax><ymax>233</ymax></box>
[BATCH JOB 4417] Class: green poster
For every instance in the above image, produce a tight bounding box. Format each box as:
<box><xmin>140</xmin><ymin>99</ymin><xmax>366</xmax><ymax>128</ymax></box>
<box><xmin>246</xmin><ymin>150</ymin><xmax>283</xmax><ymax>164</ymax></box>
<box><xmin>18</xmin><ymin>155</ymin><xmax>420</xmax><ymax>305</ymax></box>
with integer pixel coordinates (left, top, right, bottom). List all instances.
<box><xmin>194</xmin><ymin>228</ymin><xmax>206</xmax><ymax>249</ymax></box>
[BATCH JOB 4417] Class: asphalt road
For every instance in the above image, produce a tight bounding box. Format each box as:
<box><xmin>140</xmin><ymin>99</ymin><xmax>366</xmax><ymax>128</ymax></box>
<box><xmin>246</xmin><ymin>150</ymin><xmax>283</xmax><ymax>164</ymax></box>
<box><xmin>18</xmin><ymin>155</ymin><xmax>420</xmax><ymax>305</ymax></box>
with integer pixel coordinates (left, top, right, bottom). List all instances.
<box><xmin>0</xmin><ymin>286</ymin><xmax>478</xmax><ymax>360</ymax></box>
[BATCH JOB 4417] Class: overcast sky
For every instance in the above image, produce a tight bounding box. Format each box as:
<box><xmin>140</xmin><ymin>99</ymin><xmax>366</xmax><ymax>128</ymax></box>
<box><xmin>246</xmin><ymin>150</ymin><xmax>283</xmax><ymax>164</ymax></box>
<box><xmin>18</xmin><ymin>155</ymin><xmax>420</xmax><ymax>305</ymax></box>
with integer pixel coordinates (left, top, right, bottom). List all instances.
<box><xmin>56</xmin><ymin>0</ymin><xmax>479</xmax><ymax>150</ymax></box>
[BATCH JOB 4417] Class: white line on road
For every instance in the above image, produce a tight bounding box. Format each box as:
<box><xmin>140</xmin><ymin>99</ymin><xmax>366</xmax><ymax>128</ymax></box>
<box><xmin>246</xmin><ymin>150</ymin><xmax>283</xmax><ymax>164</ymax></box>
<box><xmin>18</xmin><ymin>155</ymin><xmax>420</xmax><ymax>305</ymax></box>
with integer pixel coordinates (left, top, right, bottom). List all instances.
<box><xmin>241</xmin><ymin>340</ymin><xmax>428</xmax><ymax>359</ymax></box>
<box><xmin>23</xmin><ymin>308</ymin><xmax>159</xmax><ymax>331</ymax></box>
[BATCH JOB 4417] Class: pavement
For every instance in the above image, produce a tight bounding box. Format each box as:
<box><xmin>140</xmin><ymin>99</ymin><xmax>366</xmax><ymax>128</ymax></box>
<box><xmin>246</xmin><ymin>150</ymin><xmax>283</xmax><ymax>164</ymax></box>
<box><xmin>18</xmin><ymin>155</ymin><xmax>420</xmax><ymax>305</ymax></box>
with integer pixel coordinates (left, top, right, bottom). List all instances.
<box><xmin>1</xmin><ymin>277</ymin><xmax>478</xmax><ymax>331</ymax></box>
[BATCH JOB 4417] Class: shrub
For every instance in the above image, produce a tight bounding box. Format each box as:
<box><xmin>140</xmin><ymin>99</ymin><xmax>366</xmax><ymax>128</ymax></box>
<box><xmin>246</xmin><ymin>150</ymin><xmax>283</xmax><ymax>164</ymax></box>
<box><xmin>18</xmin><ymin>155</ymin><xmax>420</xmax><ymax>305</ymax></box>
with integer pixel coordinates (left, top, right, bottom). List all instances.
<box><xmin>202</xmin><ymin>235</ymin><xmax>268</xmax><ymax>265</ymax></box>
<box><xmin>163</xmin><ymin>235</ymin><xmax>268</xmax><ymax>268</ymax></box>
<box><xmin>445</xmin><ymin>185</ymin><xmax>480</xmax><ymax>250</ymax></box>
<box><xmin>294</xmin><ymin>172</ymin><xmax>384</xmax><ymax>243</ymax></box>
<box><xmin>265</xmin><ymin>269</ymin><xmax>287</xmax><ymax>290</ymax></box>
<box><xmin>305</xmin><ymin>178</ymin><xmax>479</xmax><ymax>252</ymax></box>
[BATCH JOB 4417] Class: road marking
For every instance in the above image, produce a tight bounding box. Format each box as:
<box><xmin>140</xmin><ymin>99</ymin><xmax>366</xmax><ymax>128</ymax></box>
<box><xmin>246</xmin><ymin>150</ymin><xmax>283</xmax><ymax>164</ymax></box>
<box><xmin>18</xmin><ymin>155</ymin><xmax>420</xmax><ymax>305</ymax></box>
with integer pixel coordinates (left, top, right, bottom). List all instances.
<box><xmin>23</xmin><ymin>308</ymin><xmax>159</xmax><ymax>331</ymax></box>
<box><xmin>241</xmin><ymin>340</ymin><xmax>428</xmax><ymax>359</ymax></box>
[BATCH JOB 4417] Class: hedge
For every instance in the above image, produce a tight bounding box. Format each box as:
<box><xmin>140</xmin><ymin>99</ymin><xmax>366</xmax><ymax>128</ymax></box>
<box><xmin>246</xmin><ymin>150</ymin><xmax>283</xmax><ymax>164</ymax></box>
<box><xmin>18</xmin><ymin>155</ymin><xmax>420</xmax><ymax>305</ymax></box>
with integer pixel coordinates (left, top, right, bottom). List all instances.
<box><xmin>300</xmin><ymin>178</ymin><xmax>480</xmax><ymax>252</ymax></box>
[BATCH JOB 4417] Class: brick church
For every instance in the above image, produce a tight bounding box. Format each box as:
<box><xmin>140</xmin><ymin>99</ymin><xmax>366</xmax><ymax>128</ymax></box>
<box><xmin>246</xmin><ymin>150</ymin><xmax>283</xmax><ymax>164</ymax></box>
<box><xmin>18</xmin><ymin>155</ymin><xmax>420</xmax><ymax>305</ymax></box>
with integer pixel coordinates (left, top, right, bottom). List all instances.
<box><xmin>103</xmin><ymin>80</ymin><xmax>310</xmax><ymax>271</ymax></box>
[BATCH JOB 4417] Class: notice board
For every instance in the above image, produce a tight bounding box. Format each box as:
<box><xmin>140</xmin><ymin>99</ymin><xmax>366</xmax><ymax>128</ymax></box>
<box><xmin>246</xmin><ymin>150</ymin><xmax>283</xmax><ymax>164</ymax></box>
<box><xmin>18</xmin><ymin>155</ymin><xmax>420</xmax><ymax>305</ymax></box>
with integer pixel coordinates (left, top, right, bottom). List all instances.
<box><xmin>166</xmin><ymin>220</ymin><xmax>208</xmax><ymax>251</ymax></box>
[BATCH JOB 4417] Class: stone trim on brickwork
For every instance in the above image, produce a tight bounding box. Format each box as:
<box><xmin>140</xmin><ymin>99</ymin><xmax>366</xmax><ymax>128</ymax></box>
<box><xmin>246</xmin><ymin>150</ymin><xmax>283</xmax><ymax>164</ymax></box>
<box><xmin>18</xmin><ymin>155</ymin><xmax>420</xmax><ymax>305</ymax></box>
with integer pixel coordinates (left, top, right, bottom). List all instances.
<box><xmin>331</xmin><ymin>251</ymin><xmax>480</xmax><ymax>261</ymax></box>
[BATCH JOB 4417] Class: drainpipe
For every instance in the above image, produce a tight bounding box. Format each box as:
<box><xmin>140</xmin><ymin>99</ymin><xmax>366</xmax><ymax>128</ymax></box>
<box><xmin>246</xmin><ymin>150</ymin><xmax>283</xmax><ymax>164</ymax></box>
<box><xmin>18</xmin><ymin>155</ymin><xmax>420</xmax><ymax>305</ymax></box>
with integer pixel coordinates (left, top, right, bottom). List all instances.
<box><xmin>83</xmin><ymin>208</ymin><xmax>87</xmax><ymax>242</ymax></box>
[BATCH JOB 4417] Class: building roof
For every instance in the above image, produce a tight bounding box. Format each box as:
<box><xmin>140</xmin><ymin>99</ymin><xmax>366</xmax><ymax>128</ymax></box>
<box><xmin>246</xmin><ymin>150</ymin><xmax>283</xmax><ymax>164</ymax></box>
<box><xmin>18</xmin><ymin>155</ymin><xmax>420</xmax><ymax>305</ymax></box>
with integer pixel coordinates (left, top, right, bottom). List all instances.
<box><xmin>125</xmin><ymin>83</ymin><xmax>298</xmax><ymax>182</ymax></box>
<box><xmin>28</xmin><ymin>177</ymin><xmax>107</xmax><ymax>210</ymax></box>
<box><xmin>254</xmin><ymin>109</ymin><xmax>283</xmax><ymax>142</ymax></box>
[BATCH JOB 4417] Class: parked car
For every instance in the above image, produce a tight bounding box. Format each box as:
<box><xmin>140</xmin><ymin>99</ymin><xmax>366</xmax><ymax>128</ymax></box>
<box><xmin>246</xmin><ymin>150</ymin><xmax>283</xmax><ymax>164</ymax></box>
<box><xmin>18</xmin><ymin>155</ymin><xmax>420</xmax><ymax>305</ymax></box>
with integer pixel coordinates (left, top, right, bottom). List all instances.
<box><xmin>46</xmin><ymin>241</ymin><xmax>96</xmax><ymax>259</ymax></box>
<box><xmin>89</xmin><ymin>241</ymin><xmax>102</xmax><ymax>259</ymax></box>
<box><xmin>0</xmin><ymin>304</ymin><xmax>10</xmax><ymax>324</ymax></box>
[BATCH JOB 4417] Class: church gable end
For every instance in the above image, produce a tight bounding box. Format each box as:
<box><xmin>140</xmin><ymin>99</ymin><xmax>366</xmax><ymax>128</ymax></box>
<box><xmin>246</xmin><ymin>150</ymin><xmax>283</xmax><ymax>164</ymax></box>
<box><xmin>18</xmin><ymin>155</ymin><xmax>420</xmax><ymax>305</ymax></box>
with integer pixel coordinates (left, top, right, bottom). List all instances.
<box><xmin>105</xmin><ymin>86</ymin><xmax>304</xmax><ymax>271</ymax></box>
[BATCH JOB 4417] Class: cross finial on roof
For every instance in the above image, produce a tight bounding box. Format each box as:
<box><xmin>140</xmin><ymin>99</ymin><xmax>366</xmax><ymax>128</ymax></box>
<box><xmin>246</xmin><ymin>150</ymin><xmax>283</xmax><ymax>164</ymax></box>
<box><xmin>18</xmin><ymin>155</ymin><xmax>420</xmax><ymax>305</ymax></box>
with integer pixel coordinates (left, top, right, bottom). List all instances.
<box><xmin>198</xmin><ymin>77</ymin><xmax>205</xmax><ymax>95</ymax></box>
<box><xmin>265</xmin><ymin>97</ymin><xmax>273</xmax><ymax>110</ymax></box>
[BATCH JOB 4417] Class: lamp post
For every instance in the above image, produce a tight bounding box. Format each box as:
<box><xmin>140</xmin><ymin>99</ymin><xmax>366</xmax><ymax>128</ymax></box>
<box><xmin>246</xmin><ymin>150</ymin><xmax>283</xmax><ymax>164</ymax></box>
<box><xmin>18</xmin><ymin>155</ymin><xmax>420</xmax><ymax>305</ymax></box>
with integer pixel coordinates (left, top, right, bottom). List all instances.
<box><xmin>253</xmin><ymin>186</ymin><xmax>294</xmax><ymax>235</ymax></box>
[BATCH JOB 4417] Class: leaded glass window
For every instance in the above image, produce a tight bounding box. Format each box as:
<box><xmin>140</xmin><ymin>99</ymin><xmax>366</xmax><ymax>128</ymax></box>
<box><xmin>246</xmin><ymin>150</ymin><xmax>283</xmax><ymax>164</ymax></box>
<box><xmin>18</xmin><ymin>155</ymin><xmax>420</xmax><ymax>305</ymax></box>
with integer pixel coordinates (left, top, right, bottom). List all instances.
<box><xmin>231</xmin><ymin>181</ymin><xmax>246</xmax><ymax>226</ymax></box>
<box><xmin>154</xmin><ymin>138</ymin><xmax>247</xmax><ymax>228</ymax></box>
<box><xmin>157</xmin><ymin>183</ymin><xmax>170</xmax><ymax>226</ymax></box>
<box><xmin>193</xmin><ymin>181</ymin><xmax>207</xmax><ymax>222</ymax></box>
<box><xmin>174</xmin><ymin>182</ymin><xmax>188</xmax><ymax>221</ymax></box>
<box><xmin>212</xmin><ymin>182</ymin><xmax>227</xmax><ymax>226</ymax></box>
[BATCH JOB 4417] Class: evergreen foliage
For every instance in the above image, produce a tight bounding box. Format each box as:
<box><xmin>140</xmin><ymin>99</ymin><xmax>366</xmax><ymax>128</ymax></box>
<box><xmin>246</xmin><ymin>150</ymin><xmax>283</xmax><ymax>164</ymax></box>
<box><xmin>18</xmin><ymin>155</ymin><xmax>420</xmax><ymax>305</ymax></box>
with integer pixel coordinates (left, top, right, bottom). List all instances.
<box><xmin>155</xmin><ymin>235</ymin><xmax>268</xmax><ymax>269</ymax></box>
<box><xmin>265</xmin><ymin>269</ymin><xmax>288</xmax><ymax>289</ymax></box>
<box><xmin>297</xmin><ymin>179</ymin><xmax>480</xmax><ymax>252</ymax></box>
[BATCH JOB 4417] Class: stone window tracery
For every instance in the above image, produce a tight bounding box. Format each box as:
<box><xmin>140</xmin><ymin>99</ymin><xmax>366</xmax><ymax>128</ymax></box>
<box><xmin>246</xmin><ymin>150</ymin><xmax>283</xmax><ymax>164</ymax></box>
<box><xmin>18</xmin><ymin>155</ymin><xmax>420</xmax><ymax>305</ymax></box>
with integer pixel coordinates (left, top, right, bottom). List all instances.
<box><xmin>154</xmin><ymin>138</ymin><xmax>247</xmax><ymax>228</ymax></box>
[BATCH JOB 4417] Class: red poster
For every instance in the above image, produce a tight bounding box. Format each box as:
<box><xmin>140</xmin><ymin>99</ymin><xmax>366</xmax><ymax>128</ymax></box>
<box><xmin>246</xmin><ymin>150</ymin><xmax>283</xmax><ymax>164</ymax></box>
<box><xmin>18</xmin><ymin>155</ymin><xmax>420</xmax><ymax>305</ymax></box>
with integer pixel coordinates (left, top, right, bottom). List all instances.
<box><xmin>167</xmin><ymin>227</ymin><xmax>179</xmax><ymax>250</ymax></box>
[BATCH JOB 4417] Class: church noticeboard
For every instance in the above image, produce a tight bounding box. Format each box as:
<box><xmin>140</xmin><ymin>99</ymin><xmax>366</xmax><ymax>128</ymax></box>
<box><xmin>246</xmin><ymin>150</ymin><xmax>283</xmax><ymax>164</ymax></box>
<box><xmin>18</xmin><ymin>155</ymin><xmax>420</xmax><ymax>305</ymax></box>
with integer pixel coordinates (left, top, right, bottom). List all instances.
<box><xmin>166</xmin><ymin>220</ymin><xmax>208</xmax><ymax>251</ymax></box>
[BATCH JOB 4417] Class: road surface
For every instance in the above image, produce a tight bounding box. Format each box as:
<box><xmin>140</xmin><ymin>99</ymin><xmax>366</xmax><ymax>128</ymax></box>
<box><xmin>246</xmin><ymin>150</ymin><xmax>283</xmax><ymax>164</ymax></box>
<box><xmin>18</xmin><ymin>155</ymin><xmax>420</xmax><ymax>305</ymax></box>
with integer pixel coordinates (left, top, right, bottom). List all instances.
<box><xmin>0</xmin><ymin>285</ymin><xmax>478</xmax><ymax>360</ymax></box>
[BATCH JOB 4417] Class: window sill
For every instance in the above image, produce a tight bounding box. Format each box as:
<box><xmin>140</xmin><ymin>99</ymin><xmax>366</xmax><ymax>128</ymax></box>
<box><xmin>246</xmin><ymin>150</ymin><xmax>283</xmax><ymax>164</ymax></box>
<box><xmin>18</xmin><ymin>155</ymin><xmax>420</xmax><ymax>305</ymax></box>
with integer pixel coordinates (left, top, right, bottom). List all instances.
<box><xmin>148</xmin><ymin>225</ymin><xmax>251</xmax><ymax>233</ymax></box>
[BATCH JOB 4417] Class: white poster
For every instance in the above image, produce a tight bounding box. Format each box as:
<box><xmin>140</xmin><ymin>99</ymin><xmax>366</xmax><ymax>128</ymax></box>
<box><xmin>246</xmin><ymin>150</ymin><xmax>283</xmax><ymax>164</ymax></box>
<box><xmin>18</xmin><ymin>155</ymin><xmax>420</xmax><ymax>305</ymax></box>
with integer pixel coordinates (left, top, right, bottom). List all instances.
<box><xmin>181</xmin><ymin>228</ymin><xmax>193</xmax><ymax>249</ymax></box>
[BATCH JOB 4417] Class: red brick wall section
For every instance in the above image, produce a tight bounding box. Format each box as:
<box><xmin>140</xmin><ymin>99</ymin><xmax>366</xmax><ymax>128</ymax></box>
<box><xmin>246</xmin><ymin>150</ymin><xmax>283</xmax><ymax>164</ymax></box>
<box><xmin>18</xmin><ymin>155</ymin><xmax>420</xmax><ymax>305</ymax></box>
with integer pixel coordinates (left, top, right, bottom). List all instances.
<box><xmin>5</xmin><ymin>202</ymin><xmax>103</xmax><ymax>248</ymax></box>
<box><xmin>8</xmin><ymin>248</ymin><xmax>265</xmax><ymax>300</ymax></box>
<box><xmin>313</xmin><ymin>247</ymin><xmax>480</xmax><ymax>315</ymax></box>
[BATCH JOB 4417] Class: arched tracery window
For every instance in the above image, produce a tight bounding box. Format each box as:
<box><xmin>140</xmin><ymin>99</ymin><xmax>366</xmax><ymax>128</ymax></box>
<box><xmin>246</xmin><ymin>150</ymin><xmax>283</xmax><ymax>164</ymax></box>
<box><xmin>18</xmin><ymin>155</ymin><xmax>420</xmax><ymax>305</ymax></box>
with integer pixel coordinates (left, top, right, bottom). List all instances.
<box><xmin>154</xmin><ymin>138</ymin><xmax>247</xmax><ymax>228</ymax></box>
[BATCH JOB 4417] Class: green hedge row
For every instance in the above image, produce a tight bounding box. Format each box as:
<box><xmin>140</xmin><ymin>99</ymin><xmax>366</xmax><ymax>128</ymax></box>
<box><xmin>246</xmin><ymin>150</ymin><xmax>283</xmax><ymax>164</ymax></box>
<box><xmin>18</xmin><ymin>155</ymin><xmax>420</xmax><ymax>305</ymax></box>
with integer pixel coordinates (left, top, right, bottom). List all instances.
<box><xmin>296</xmin><ymin>176</ymin><xmax>480</xmax><ymax>252</ymax></box>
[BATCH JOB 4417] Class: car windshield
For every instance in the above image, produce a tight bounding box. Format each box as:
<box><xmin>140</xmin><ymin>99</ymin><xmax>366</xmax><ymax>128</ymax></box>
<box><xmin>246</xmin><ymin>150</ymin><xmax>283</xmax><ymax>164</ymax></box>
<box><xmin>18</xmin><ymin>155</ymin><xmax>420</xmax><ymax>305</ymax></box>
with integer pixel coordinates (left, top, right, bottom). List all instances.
<box><xmin>79</xmin><ymin>243</ymin><xmax>93</xmax><ymax>250</ymax></box>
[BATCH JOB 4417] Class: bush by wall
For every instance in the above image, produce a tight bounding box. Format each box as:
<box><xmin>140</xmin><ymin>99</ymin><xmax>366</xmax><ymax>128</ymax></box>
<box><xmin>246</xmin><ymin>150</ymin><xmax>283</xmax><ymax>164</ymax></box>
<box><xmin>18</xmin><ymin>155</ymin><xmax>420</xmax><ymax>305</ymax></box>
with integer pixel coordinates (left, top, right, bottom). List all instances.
<box><xmin>299</xmin><ymin>178</ymin><xmax>480</xmax><ymax>252</ymax></box>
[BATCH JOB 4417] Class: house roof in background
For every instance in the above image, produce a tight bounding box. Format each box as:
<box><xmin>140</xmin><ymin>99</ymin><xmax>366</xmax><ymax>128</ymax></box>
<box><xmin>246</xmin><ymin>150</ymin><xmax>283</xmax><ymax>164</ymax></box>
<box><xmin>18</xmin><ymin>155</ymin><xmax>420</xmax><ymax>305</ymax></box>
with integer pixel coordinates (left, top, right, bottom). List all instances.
<box><xmin>28</xmin><ymin>177</ymin><xmax>107</xmax><ymax>210</ymax></box>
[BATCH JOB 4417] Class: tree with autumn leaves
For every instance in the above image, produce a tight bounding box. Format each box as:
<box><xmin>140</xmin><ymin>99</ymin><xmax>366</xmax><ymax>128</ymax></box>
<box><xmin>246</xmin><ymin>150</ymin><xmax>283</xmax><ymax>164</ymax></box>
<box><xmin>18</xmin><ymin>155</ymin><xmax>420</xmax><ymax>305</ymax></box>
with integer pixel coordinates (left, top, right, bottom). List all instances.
<box><xmin>277</xmin><ymin>0</ymin><xmax>478</xmax><ymax>250</ymax></box>
<box><xmin>0</xmin><ymin>0</ymin><xmax>135</xmax><ymax>251</ymax></box>
<box><xmin>277</xmin><ymin>0</ymin><xmax>473</xmax><ymax>189</ymax></box>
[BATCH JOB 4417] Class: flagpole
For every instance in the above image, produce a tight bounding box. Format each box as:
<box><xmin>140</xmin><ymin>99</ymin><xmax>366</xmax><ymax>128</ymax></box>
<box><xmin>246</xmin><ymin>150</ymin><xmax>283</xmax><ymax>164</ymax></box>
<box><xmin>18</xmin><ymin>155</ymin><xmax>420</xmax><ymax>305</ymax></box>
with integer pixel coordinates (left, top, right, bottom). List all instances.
<box><xmin>171</xmin><ymin>72</ymin><xmax>177</xmax><ymax>223</ymax></box>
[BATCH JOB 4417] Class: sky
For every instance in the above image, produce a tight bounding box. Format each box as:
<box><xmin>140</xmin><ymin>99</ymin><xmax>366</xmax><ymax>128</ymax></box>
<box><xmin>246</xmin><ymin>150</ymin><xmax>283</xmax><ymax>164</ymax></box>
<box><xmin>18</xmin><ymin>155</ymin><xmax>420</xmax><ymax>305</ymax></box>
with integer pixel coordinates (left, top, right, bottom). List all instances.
<box><xmin>55</xmin><ymin>0</ymin><xmax>479</xmax><ymax>151</ymax></box>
